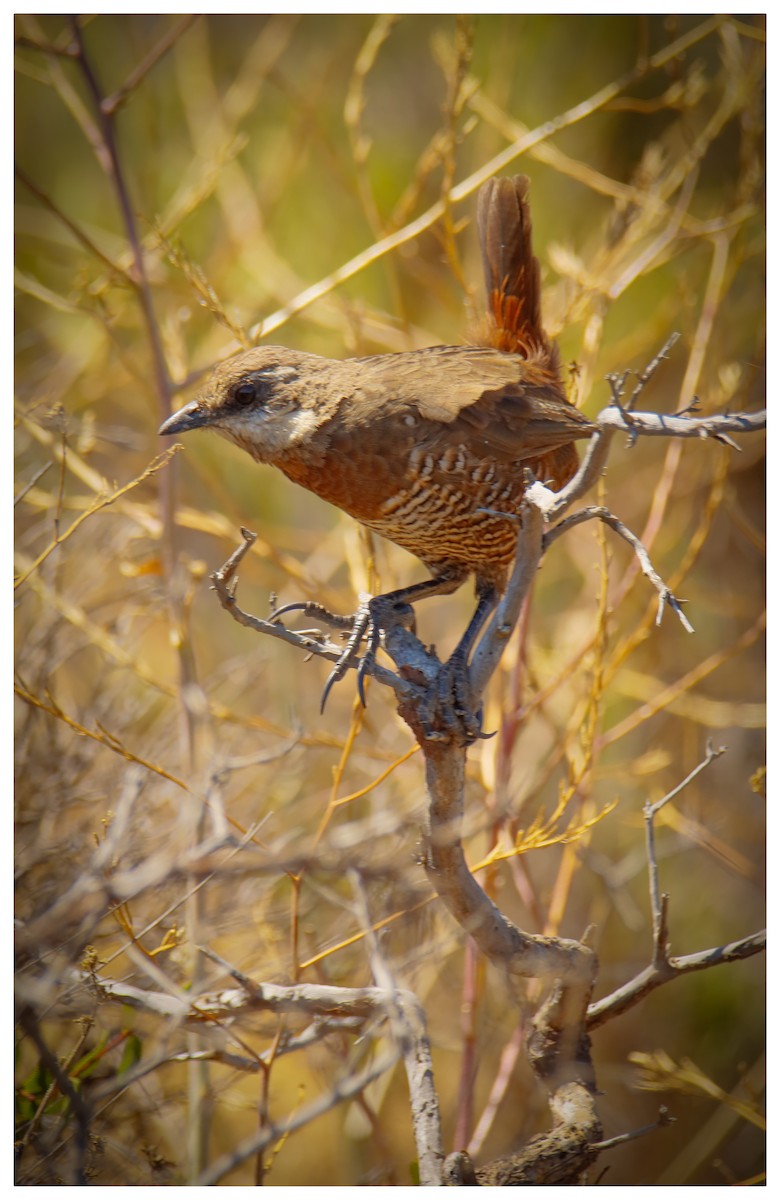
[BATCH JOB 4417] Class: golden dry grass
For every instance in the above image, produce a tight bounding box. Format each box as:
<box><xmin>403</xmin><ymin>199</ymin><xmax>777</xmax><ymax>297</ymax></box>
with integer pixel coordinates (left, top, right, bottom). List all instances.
<box><xmin>15</xmin><ymin>14</ymin><xmax>764</xmax><ymax>1186</ymax></box>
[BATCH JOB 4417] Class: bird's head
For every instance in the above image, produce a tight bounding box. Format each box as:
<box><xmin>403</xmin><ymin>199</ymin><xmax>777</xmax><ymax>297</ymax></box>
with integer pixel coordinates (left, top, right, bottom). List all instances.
<box><xmin>159</xmin><ymin>346</ymin><xmax>331</xmax><ymax>462</ymax></box>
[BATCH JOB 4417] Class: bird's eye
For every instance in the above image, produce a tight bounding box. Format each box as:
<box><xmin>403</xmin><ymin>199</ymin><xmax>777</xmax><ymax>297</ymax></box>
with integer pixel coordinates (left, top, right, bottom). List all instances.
<box><xmin>234</xmin><ymin>381</ymin><xmax>259</xmax><ymax>406</ymax></box>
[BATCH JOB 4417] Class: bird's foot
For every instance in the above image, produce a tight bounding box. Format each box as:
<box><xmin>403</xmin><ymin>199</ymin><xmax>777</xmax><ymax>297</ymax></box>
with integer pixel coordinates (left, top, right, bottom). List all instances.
<box><xmin>423</xmin><ymin>650</ymin><xmax>492</xmax><ymax>747</ymax></box>
<box><xmin>322</xmin><ymin>594</ymin><xmax>416</xmax><ymax>710</ymax></box>
<box><xmin>269</xmin><ymin>597</ymin><xmax>369</xmax><ymax>707</ymax></box>
<box><xmin>320</xmin><ymin>598</ymin><xmax>374</xmax><ymax>711</ymax></box>
<box><xmin>273</xmin><ymin>594</ymin><xmax>416</xmax><ymax>712</ymax></box>
<box><xmin>269</xmin><ymin>598</ymin><xmax>356</xmax><ymax>634</ymax></box>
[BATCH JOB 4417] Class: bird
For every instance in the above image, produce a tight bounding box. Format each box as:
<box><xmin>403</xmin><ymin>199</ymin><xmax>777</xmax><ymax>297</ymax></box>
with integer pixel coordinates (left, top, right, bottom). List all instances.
<box><xmin>160</xmin><ymin>175</ymin><xmax>595</xmax><ymax>738</ymax></box>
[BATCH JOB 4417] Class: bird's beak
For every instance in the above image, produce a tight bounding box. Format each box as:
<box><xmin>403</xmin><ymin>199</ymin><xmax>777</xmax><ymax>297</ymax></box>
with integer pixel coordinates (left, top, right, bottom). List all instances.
<box><xmin>158</xmin><ymin>400</ymin><xmax>212</xmax><ymax>436</ymax></box>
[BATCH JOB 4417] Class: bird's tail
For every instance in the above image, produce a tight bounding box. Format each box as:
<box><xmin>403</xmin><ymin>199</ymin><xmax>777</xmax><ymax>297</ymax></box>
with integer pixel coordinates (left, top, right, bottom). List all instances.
<box><xmin>477</xmin><ymin>175</ymin><xmax>552</xmax><ymax>360</ymax></box>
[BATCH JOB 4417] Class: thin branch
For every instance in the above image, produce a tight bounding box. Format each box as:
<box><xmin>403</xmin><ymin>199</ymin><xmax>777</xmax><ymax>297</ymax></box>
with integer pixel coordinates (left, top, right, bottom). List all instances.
<box><xmin>546</xmin><ymin>404</ymin><xmax>765</xmax><ymax>526</ymax></box>
<box><xmin>89</xmin><ymin>953</ymin><xmax>421</xmax><ymax>1028</ymax></box>
<box><xmin>598</xmin><ymin>404</ymin><xmax>765</xmax><ymax>443</ymax></box>
<box><xmin>13</xmin><ymin>681</ymin><xmax>190</xmax><ymax>792</ymax></box>
<box><xmin>629</xmin><ymin>332</ymin><xmax>681</xmax><ymax>408</ymax></box>
<box><xmin>14</xmin><ymin>461</ymin><xmax>52</xmax><ymax>507</ymax></box>
<box><xmin>14</xmin><ymin>446</ymin><xmax>181</xmax><ymax>590</ymax></box>
<box><xmin>16</xmin><ymin>1017</ymin><xmax>94</xmax><ymax>1161</ymax></box>
<box><xmin>15</xmin><ymin>163</ymin><xmax>130</xmax><ymax>278</ymax></box>
<box><xmin>544</xmin><ymin>505</ymin><xmax>694</xmax><ymax>633</ymax></box>
<box><xmin>587</xmin><ymin>929</ymin><xmax>765</xmax><ymax>1030</ymax></box>
<box><xmin>644</xmin><ymin>740</ymin><xmax>726</xmax><ymax>965</ymax></box>
<box><xmin>209</xmin><ymin>528</ymin><xmax>411</xmax><ymax>697</ymax></box>
<box><xmin>196</xmin><ymin>1045</ymin><xmax>400</xmax><ymax>1185</ymax></box>
<box><xmin>15</xmin><ymin>33</ymin><xmax>78</xmax><ymax>58</ymax></box>
<box><xmin>646</xmin><ymin>738</ymin><xmax>727</xmax><ymax>822</ymax></box>
<box><xmin>85</xmin><ymin>948</ymin><xmax>426</xmax><ymax>1186</ymax></box>
<box><xmin>69</xmin><ymin>18</ymin><xmax>172</xmax><ymax>407</ymax></box>
<box><xmin>17</xmin><ymin>1008</ymin><xmax>90</xmax><ymax>1186</ymax></box>
<box><xmin>586</xmin><ymin>742</ymin><xmax>763</xmax><ymax>1028</ymax></box>
<box><xmin>589</xmin><ymin>1106</ymin><xmax>674</xmax><ymax>1152</ymax></box>
<box><xmin>350</xmin><ymin>874</ymin><xmax>444</xmax><ymax>1186</ymax></box>
<box><xmin>469</xmin><ymin>380</ymin><xmax>764</xmax><ymax>698</ymax></box>
<box><xmin>102</xmin><ymin>15</ymin><xmax>198</xmax><ymax>115</ymax></box>
<box><xmin>211</xmin><ymin>725</ymin><xmax>301</xmax><ymax>778</ymax></box>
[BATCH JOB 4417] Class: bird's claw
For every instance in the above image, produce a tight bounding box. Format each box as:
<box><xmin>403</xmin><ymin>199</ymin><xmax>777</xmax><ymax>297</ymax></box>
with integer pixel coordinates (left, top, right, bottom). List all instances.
<box><xmin>423</xmin><ymin>651</ymin><xmax>493</xmax><ymax>747</ymax></box>
<box><xmin>321</xmin><ymin>595</ymin><xmax>416</xmax><ymax>711</ymax></box>
<box><xmin>274</xmin><ymin>594</ymin><xmax>417</xmax><ymax>712</ymax></box>
<box><xmin>272</xmin><ymin>593</ymin><xmax>490</xmax><ymax>744</ymax></box>
<box><xmin>318</xmin><ymin>601</ymin><xmax>374</xmax><ymax>711</ymax></box>
<box><xmin>269</xmin><ymin>599</ymin><xmax>355</xmax><ymax>632</ymax></box>
<box><xmin>269</xmin><ymin>598</ymin><xmax>372</xmax><ymax>709</ymax></box>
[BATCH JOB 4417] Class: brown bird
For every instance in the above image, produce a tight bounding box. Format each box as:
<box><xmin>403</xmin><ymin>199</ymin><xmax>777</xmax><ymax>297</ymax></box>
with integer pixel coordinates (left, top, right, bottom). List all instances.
<box><xmin>160</xmin><ymin>176</ymin><xmax>595</xmax><ymax>734</ymax></box>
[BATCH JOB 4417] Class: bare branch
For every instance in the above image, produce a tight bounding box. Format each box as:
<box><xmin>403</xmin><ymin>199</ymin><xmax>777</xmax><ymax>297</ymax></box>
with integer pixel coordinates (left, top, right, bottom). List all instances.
<box><xmin>544</xmin><ymin>505</ymin><xmax>694</xmax><ymax>633</ymax></box>
<box><xmin>197</xmin><ymin>1044</ymin><xmax>401</xmax><ymax>1185</ymax></box>
<box><xmin>589</xmin><ymin>1106</ymin><xmax>674</xmax><ymax>1153</ymax></box>
<box><xmin>597</xmin><ymin>404</ymin><xmax>765</xmax><ymax>442</ymax></box>
<box><xmin>629</xmin><ymin>333</ymin><xmax>682</xmax><ymax>409</ymax></box>
<box><xmin>645</xmin><ymin>740</ymin><xmax>726</xmax><ymax>963</ymax></box>
<box><xmin>88</xmin><ymin>942</ymin><xmax>439</xmax><ymax>1185</ymax></box>
<box><xmin>470</xmin><ymin>479</ymin><xmax>547</xmax><ymax>697</ymax></box>
<box><xmin>646</xmin><ymin>738</ymin><xmax>727</xmax><ymax>821</ymax></box>
<box><xmin>102</xmin><ymin>15</ymin><xmax>198</xmax><ymax>115</ymax></box>
<box><xmin>210</xmin><ymin>528</ymin><xmax>411</xmax><ymax>697</ymax></box>
<box><xmin>587</xmin><ymin>930</ymin><xmax>765</xmax><ymax>1030</ymax></box>
<box><xmin>545</xmin><ymin>404</ymin><xmax>765</xmax><ymax>526</ymax></box>
<box><xmin>586</xmin><ymin>743</ymin><xmax>764</xmax><ymax>1029</ymax></box>
<box><xmin>350</xmin><ymin>874</ymin><xmax>444</xmax><ymax>1186</ymax></box>
<box><xmin>472</xmin><ymin>1082</ymin><xmax>601</xmax><ymax>1185</ymax></box>
<box><xmin>418</xmin><ymin>740</ymin><xmax>596</xmax><ymax>987</ymax></box>
<box><xmin>82</xmin><ymin>962</ymin><xmax>403</xmax><ymax>1023</ymax></box>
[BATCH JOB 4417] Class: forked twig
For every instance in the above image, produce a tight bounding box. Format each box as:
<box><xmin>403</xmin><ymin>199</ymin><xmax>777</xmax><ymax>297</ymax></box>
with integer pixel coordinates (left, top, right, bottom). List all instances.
<box><xmin>209</xmin><ymin>528</ymin><xmax>411</xmax><ymax>698</ymax></box>
<box><xmin>544</xmin><ymin>505</ymin><xmax>694</xmax><ymax>633</ymax></box>
<box><xmin>644</xmin><ymin>739</ymin><xmax>726</xmax><ymax>965</ymax></box>
<box><xmin>587</xmin><ymin>742</ymin><xmax>764</xmax><ymax>1030</ymax></box>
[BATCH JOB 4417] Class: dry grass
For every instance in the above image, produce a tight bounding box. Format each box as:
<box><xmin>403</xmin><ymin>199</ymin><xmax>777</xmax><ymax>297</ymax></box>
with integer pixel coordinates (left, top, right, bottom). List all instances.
<box><xmin>15</xmin><ymin>14</ymin><xmax>764</xmax><ymax>1186</ymax></box>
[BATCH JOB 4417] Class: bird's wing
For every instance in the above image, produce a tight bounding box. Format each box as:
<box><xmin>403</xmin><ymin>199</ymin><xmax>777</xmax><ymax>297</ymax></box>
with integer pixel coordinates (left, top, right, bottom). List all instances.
<box><xmin>451</xmin><ymin>381</ymin><xmax>594</xmax><ymax>461</ymax></box>
<box><xmin>354</xmin><ymin>346</ymin><xmax>593</xmax><ymax>462</ymax></box>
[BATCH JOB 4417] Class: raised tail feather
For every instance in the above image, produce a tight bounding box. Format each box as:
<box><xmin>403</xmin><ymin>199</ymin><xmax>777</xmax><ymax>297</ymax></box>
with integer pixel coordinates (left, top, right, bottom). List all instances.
<box><xmin>477</xmin><ymin>175</ymin><xmax>550</xmax><ymax>359</ymax></box>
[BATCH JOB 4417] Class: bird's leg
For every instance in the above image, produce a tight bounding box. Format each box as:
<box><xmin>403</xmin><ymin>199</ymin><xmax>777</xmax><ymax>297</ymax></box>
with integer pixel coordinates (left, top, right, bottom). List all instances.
<box><xmin>319</xmin><ymin>572</ymin><xmax>466</xmax><ymax>712</ymax></box>
<box><xmin>436</xmin><ymin>582</ymin><xmax>499</xmax><ymax>743</ymax></box>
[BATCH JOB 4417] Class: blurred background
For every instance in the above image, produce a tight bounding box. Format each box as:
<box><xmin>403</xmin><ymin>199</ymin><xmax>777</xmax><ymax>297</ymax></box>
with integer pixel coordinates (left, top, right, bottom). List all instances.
<box><xmin>15</xmin><ymin>13</ymin><xmax>764</xmax><ymax>1186</ymax></box>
